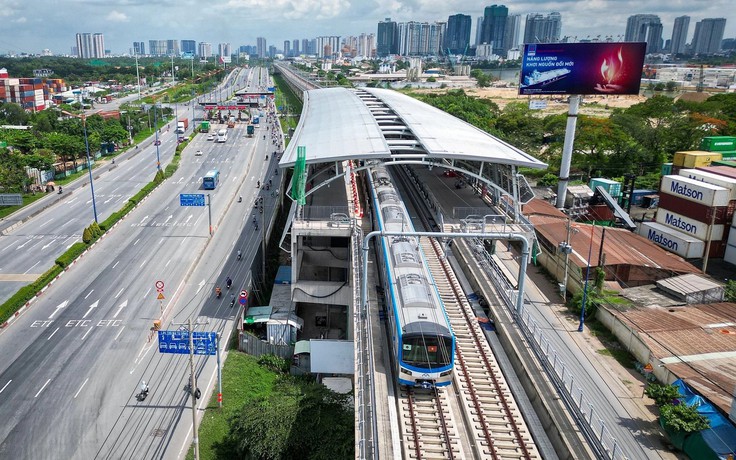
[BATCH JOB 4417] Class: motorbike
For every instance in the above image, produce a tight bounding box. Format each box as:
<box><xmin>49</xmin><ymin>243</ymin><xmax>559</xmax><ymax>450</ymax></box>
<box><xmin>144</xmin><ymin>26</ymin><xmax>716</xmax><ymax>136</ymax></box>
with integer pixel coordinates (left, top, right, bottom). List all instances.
<box><xmin>237</xmin><ymin>250</ymin><xmax>242</xmax><ymax>261</ymax></box>
<box><xmin>226</xmin><ymin>278</ymin><xmax>232</xmax><ymax>289</ymax></box>
<box><xmin>58</xmin><ymin>187</ymin><xmax>63</xmax><ymax>194</ymax></box>
<box><xmin>238</xmin><ymin>196</ymin><xmax>242</xmax><ymax>203</ymax></box>
<box><xmin>215</xmin><ymin>287</ymin><xmax>222</xmax><ymax>298</ymax></box>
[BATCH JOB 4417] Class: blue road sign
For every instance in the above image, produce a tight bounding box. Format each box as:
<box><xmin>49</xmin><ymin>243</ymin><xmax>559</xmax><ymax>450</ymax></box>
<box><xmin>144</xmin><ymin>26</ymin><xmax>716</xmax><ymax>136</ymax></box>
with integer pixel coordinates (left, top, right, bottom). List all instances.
<box><xmin>179</xmin><ymin>193</ymin><xmax>206</xmax><ymax>207</ymax></box>
<box><xmin>158</xmin><ymin>330</ymin><xmax>217</xmax><ymax>355</ymax></box>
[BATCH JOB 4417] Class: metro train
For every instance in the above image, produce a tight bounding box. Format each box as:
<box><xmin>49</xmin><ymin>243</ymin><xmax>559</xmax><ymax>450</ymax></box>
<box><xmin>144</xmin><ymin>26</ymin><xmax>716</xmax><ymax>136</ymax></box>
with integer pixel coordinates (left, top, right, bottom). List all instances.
<box><xmin>367</xmin><ymin>165</ymin><xmax>455</xmax><ymax>388</ymax></box>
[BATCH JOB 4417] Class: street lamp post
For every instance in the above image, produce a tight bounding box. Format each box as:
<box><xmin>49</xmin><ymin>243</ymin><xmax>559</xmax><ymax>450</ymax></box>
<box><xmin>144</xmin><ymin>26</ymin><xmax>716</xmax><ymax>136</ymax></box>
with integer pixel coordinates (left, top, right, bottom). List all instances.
<box><xmin>81</xmin><ymin>116</ymin><xmax>99</xmax><ymax>223</ymax></box>
<box><xmin>153</xmin><ymin>104</ymin><xmax>161</xmax><ymax>170</ymax></box>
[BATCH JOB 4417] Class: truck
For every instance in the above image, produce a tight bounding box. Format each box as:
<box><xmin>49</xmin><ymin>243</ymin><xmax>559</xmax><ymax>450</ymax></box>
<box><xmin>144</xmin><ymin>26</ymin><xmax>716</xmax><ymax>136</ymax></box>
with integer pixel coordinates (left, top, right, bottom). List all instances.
<box><xmin>176</xmin><ymin>118</ymin><xmax>189</xmax><ymax>134</ymax></box>
<box><xmin>200</xmin><ymin>121</ymin><xmax>210</xmax><ymax>133</ymax></box>
<box><xmin>247</xmin><ymin>125</ymin><xmax>255</xmax><ymax>137</ymax></box>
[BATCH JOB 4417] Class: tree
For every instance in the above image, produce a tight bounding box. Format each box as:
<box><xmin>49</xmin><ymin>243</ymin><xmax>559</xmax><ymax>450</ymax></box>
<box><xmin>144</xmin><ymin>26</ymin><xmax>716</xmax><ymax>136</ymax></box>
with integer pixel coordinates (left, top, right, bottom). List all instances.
<box><xmin>660</xmin><ymin>402</ymin><xmax>710</xmax><ymax>434</ymax></box>
<box><xmin>43</xmin><ymin>132</ymin><xmax>85</xmax><ymax>168</ymax></box>
<box><xmin>665</xmin><ymin>81</ymin><xmax>677</xmax><ymax>92</ymax></box>
<box><xmin>725</xmin><ymin>280</ymin><xmax>736</xmax><ymax>302</ymax></box>
<box><xmin>0</xmin><ymin>148</ymin><xmax>29</xmax><ymax>192</ymax></box>
<box><xmin>0</xmin><ymin>101</ymin><xmax>30</xmax><ymax>125</ymax></box>
<box><xmin>645</xmin><ymin>383</ymin><xmax>682</xmax><ymax>407</ymax></box>
<box><xmin>494</xmin><ymin>102</ymin><xmax>545</xmax><ymax>154</ymax></box>
<box><xmin>470</xmin><ymin>69</ymin><xmax>491</xmax><ymax>87</ymax></box>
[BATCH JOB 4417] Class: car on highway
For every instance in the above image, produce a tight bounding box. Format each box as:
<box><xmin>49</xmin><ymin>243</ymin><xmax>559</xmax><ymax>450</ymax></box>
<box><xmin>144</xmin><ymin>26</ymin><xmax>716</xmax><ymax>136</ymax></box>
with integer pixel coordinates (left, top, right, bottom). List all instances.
<box><xmin>206</xmin><ymin>134</ymin><xmax>215</xmax><ymax>141</ymax></box>
<box><xmin>195</xmin><ymin>150</ymin><xmax>203</xmax><ymax>156</ymax></box>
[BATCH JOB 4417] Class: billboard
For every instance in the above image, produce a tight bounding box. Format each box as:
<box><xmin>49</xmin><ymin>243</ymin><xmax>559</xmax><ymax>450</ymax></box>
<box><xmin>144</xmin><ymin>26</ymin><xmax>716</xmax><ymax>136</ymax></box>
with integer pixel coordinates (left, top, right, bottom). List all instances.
<box><xmin>519</xmin><ymin>42</ymin><xmax>646</xmax><ymax>95</ymax></box>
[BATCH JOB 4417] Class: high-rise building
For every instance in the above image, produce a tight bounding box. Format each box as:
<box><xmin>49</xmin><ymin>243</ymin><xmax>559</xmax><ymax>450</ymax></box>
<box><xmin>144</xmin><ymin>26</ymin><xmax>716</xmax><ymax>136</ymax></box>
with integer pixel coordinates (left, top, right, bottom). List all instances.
<box><xmin>523</xmin><ymin>12</ymin><xmax>562</xmax><ymax>44</ymax></box>
<box><xmin>268</xmin><ymin>45</ymin><xmax>277</xmax><ymax>58</ymax></box>
<box><xmin>283</xmin><ymin>40</ymin><xmax>291</xmax><ymax>57</ymax></box>
<box><xmin>316</xmin><ymin>36</ymin><xmax>341</xmax><ymax>58</ymax></box>
<box><xmin>670</xmin><ymin>16</ymin><xmax>690</xmax><ymax>54</ymax></box>
<box><xmin>691</xmin><ymin>18</ymin><xmax>727</xmax><ymax>55</ymax></box>
<box><xmin>133</xmin><ymin>41</ymin><xmax>145</xmax><ymax>56</ymax></box>
<box><xmin>256</xmin><ymin>37</ymin><xmax>267</xmax><ymax>58</ymax></box>
<box><xmin>76</xmin><ymin>33</ymin><xmax>105</xmax><ymax>58</ymax></box>
<box><xmin>481</xmin><ymin>4</ymin><xmax>508</xmax><ymax>55</ymax></box>
<box><xmin>475</xmin><ymin>17</ymin><xmax>484</xmax><ymax>46</ymax></box>
<box><xmin>625</xmin><ymin>14</ymin><xmax>663</xmax><ymax>53</ymax></box>
<box><xmin>149</xmin><ymin>40</ymin><xmax>167</xmax><ymax>56</ymax></box>
<box><xmin>503</xmin><ymin>14</ymin><xmax>522</xmax><ymax>51</ymax></box>
<box><xmin>397</xmin><ymin>22</ymin><xmax>445</xmax><ymax>56</ymax></box>
<box><xmin>445</xmin><ymin>14</ymin><xmax>472</xmax><ymax>55</ymax></box>
<box><xmin>181</xmin><ymin>40</ymin><xmax>196</xmax><ymax>56</ymax></box>
<box><xmin>292</xmin><ymin>39</ymin><xmax>300</xmax><ymax>56</ymax></box>
<box><xmin>377</xmin><ymin>18</ymin><xmax>399</xmax><ymax>56</ymax></box>
<box><xmin>198</xmin><ymin>42</ymin><xmax>212</xmax><ymax>60</ymax></box>
<box><xmin>218</xmin><ymin>43</ymin><xmax>232</xmax><ymax>59</ymax></box>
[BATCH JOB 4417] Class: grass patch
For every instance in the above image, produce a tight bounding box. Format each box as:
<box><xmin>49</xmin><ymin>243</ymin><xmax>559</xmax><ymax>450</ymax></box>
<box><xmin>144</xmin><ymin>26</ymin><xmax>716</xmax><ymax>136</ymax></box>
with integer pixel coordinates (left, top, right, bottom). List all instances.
<box><xmin>588</xmin><ymin>320</ymin><xmax>636</xmax><ymax>368</ymax></box>
<box><xmin>0</xmin><ymin>192</ymin><xmax>47</xmax><ymax>219</ymax></box>
<box><xmin>189</xmin><ymin>351</ymin><xmax>279</xmax><ymax>460</ymax></box>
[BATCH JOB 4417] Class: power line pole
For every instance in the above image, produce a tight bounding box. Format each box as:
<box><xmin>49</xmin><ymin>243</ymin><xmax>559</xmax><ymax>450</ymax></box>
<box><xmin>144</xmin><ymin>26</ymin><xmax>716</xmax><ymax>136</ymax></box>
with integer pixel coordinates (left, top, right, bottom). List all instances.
<box><xmin>188</xmin><ymin>318</ymin><xmax>200</xmax><ymax>460</ymax></box>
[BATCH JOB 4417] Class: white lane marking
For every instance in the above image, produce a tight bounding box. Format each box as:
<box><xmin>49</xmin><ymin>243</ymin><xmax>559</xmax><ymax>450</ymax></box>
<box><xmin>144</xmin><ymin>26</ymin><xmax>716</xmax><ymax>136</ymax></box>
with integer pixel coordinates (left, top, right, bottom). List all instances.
<box><xmin>84</xmin><ymin>290</ymin><xmax>94</xmax><ymax>299</ymax></box>
<box><xmin>82</xmin><ymin>300</ymin><xmax>99</xmax><ymax>319</ymax></box>
<box><xmin>112</xmin><ymin>260</ymin><xmax>119</xmax><ymax>269</ymax></box>
<box><xmin>196</xmin><ymin>279</ymin><xmax>205</xmax><ymax>294</ymax></box>
<box><xmin>140</xmin><ymin>215</ymin><xmax>149</xmax><ymax>224</ymax></box>
<box><xmin>185</xmin><ymin>214</ymin><xmax>193</xmax><ymax>223</ymax></box>
<box><xmin>133</xmin><ymin>238</ymin><xmax>140</xmax><ymax>246</ymax></box>
<box><xmin>179</xmin><ymin>237</ymin><xmax>187</xmax><ymax>246</ymax></box>
<box><xmin>39</xmin><ymin>219</ymin><xmax>54</xmax><ymax>228</ymax></box>
<box><xmin>23</xmin><ymin>261</ymin><xmax>40</xmax><ymax>274</ymax></box>
<box><xmin>114</xmin><ymin>326</ymin><xmax>126</xmax><ymax>341</ymax></box>
<box><xmin>74</xmin><ymin>378</ymin><xmax>89</xmax><ymax>399</ymax></box>
<box><xmin>34</xmin><ymin>379</ymin><xmax>51</xmax><ymax>398</ymax></box>
<box><xmin>47</xmin><ymin>327</ymin><xmax>60</xmax><ymax>340</ymax></box>
<box><xmin>139</xmin><ymin>259</ymin><xmax>147</xmax><ymax>268</ymax></box>
<box><xmin>115</xmin><ymin>288</ymin><xmax>124</xmax><ymax>299</ymax></box>
<box><xmin>86</xmin><ymin>199</ymin><xmax>92</xmax><ymax>205</ymax></box>
<box><xmin>165</xmin><ymin>259</ymin><xmax>171</xmax><ymax>267</ymax></box>
<box><xmin>159</xmin><ymin>238</ymin><xmax>165</xmax><ymax>246</ymax></box>
<box><xmin>66</xmin><ymin>242</ymin><xmax>76</xmax><ymax>249</ymax></box>
<box><xmin>15</xmin><ymin>239</ymin><xmax>30</xmax><ymax>250</ymax></box>
<box><xmin>113</xmin><ymin>299</ymin><xmax>128</xmax><ymax>318</ymax></box>
<box><xmin>143</xmin><ymin>287</ymin><xmax>151</xmax><ymax>299</ymax></box>
<box><xmin>48</xmin><ymin>301</ymin><xmax>68</xmax><ymax>319</ymax></box>
<box><xmin>164</xmin><ymin>215</ymin><xmax>173</xmax><ymax>224</ymax></box>
<box><xmin>104</xmin><ymin>197</ymin><xmax>114</xmax><ymax>204</ymax></box>
<box><xmin>41</xmin><ymin>241</ymin><xmax>54</xmax><ymax>250</ymax></box>
<box><xmin>81</xmin><ymin>327</ymin><xmax>93</xmax><ymax>340</ymax></box>
<box><xmin>0</xmin><ymin>380</ymin><xmax>11</xmax><ymax>394</ymax></box>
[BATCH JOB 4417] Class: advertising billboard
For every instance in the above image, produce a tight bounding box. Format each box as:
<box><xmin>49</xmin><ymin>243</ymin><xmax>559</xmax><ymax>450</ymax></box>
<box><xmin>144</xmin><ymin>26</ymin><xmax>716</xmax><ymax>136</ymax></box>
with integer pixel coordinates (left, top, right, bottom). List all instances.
<box><xmin>519</xmin><ymin>42</ymin><xmax>646</xmax><ymax>95</ymax></box>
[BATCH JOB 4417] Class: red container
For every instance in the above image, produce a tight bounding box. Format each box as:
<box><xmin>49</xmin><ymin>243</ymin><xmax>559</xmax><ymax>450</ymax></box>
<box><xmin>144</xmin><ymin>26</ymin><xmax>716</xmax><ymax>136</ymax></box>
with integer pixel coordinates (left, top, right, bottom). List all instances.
<box><xmin>698</xmin><ymin>166</ymin><xmax>736</xmax><ymax>181</ymax></box>
<box><xmin>658</xmin><ymin>192</ymin><xmax>731</xmax><ymax>224</ymax></box>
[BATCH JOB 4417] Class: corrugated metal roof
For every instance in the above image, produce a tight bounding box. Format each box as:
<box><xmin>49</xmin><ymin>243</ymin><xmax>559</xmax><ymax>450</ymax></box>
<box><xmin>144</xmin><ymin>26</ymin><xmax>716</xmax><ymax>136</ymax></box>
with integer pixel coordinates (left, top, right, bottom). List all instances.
<box><xmin>530</xmin><ymin>216</ymin><xmax>699</xmax><ymax>274</ymax></box>
<box><xmin>612</xmin><ymin>303</ymin><xmax>736</xmax><ymax>413</ymax></box>
<box><xmin>280</xmin><ymin>87</ymin><xmax>547</xmax><ymax>169</ymax></box>
<box><xmin>522</xmin><ymin>198</ymin><xmax>567</xmax><ymax>218</ymax></box>
<box><xmin>280</xmin><ymin>87</ymin><xmax>391</xmax><ymax>167</ymax></box>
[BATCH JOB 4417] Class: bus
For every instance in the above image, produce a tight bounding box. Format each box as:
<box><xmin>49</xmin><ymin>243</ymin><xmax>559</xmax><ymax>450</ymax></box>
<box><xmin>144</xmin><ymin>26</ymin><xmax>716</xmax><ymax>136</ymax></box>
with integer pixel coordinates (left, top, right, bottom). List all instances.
<box><xmin>202</xmin><ymin>170</ymin><xmax>220</xmax><ymax>190</ymax></box>
<box><xmin>216</xmin><ymin>128</ymin><xmax>228</xmax><ymax>143</ymax></box>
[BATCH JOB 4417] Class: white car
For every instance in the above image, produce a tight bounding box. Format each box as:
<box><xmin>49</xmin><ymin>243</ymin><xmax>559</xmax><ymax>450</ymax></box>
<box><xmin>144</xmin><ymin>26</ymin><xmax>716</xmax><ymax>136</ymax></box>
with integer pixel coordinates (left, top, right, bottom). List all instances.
<box><xmin>206</xmin><ymin>134</ymin><xmax>214</xmax><ymax>141</ymax></box>
<box><xmin>195</xmin><ymin>150</ymin><xmax>203</xmax><ymax>156</ymax></box>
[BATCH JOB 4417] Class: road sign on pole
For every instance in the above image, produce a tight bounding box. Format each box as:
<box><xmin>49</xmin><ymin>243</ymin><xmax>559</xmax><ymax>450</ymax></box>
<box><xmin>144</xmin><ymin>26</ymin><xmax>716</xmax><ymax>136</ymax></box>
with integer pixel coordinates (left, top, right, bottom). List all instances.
<box><xmin>158</xmin><ymin>330</ymin><xmax>217</xmax><ymax>355</ymax></box>
<box><xmin>179</xmin><ymin>193</ymin><xmax>206</xmax><ymax>207</ymax></box>
<box><xmin>238</xmin><ymin>290</ymin><xmax>248</xmax><ymax>305</ymax></box>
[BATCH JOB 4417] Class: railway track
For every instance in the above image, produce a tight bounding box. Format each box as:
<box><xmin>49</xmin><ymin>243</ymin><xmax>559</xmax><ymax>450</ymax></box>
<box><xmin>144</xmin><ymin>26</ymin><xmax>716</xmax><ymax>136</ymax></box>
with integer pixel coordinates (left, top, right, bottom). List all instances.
<box><xmin>399</xmin><ymin>387</ymin><xmax>465</xmax><ymax>459</ymax></box>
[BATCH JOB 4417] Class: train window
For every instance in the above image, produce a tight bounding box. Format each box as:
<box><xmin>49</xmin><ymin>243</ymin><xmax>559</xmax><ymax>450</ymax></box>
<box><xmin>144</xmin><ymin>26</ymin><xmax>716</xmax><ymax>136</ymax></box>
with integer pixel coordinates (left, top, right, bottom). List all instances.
<box><xmin>402</xmin><ymin>336</ymin><xmax>452</xmax><ymax>367</ymax></box>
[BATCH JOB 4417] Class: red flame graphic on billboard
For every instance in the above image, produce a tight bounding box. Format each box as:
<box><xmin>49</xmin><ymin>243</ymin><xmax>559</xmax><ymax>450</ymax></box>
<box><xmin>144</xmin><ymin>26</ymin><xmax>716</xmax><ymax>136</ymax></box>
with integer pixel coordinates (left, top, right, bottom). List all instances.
<box><xmin>600</xmin><ymin>47</ymin><xmax>624</xmax><ymax>84</ymax></box>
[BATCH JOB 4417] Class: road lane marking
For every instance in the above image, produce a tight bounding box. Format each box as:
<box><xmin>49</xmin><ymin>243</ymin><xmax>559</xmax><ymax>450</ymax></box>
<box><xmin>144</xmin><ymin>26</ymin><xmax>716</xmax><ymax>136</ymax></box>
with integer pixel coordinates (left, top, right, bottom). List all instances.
<box><xmin>196</xmin><ymin>279</ymin><xmax>205</xmax><ymax>294</ymax></box>
<box><xmin>114</xmin><ymin>326</ymin><xmax>125</xmax><ymax>341</ymax></box>
<box><xmin>81</xmin><ymin>327</ymin><xmax>93</xmax><ymax>340</ymax></box>
<box><xmin>139</xmin><ymin>259</ymin><xmax>147</xmax><ymax>268</ymax></box>
<box><xmin>39</xmin><ymin>219</ymin><xmax>54</xmax><ymax>228</ymax></box>
<box><xmin>82</xmin><ymin>300</ymin><xmax>99</xmax><ymax>319</ymax></box>
<box><xmin>84</xmin><ymin>290</ymin><xmax>94</xmax><ymax>299</ymax></box>
<box><xmin>113</xmin><ymin>299</ymin><xmax>128</xmax><ymax>318</ymax></box>
<box><xmin>133</xmin><ymin>238</ymin><xmax>140</xmax><ymax>246</ymax></box>
<box><xmin>23</xmin><ymin>261</ymin><xmax>40</xmax><ymax>274</ymax></box>
<box><xmin>34</xmin><ymin>379</ymin><xmax>51</xmax><ymax>398</ymax></box>
<box><xmin>140</xmin><ymin>215</ymin><xmax>149</xmax><ymax>224</ymax></box>
<box><xmin>115</xmin><ymin>287</ymin><xmax>124</xmax><ymax>299</ymax></box>
<box><xmin>48</xmin><ymin>301</ymin><xmax>68</xmax><ymax>319</ymax></box>
<box><xmin>73</xmin><ymin>378</ymin><xmax>89</xmax><ymax>399</ymax></box>
<box><xmin>165</xmin><ymin>259</ymin><xmax>171</xmax><ymax>267</ymax></box>
<box><xmin>112</xmin><ymin>260</ymin><xmax>119</xmax><ymax>269</ymax></box>
<box><xmin>143</xmin><ymin>287</ymin><xmax>151</xmax><ymax>299</ymax></box>
<box><xmin>0</xmin><ymin>380</ymin><xmax>11</xmax><ymax>394</ymax></box>
<box><xmin>47</xmin><ymin>327</ymin><xmax>60</xmax><ymax>340</ymax></box>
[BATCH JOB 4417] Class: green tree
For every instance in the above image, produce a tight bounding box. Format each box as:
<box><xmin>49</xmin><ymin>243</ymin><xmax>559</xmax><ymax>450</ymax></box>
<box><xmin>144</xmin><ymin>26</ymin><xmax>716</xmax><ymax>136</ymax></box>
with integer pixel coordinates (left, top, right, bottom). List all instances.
<box><xmin>660</xmin><ymin>402</ymin><xmax>710</xmax><ymax>434</ymax></box>
<box><xmin>645</xmin><ymin>383</ymin><xmax>681</xmax><ymax>407</ymax></box>
<box><xmin>0</xmin><ymin>101</ymin><xmax>30</xmax><ymax>125</ymax></box>
<box><xmin>82</xmin><ymin>227</ymin><xmax>92</xmax><ymax>244</ymax></box>
<box><xmin>470</xmin><ymin>69</ymin><xmax>491</xmax><ymax>87</ymax></box>
<box><xmin>0</xmin><ymin>149</ymin><xmax>29</xmax><ymax>192</ymax></box>
<box><xmin>725</xmin><ymin>280</ymin><xmax>736</xmax><ymax>302</ymax></box>
<box><xmin>495</xmin><ymin>102</ymin><xmax>545</xmax><ymax>154</ymax></box>
<box><xmin>43</xmin><ymin>132</ymin><xmax>85</xmax><ymax>168</ymax></box>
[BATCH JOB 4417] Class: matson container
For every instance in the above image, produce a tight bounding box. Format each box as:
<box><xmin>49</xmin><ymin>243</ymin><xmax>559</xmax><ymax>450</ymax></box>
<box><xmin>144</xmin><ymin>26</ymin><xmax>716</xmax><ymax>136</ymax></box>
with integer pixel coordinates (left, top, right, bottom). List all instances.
<box><xmin>655</xmin><ymin>208</ymin><xmax>725</xmax><ymax>240</ymax></box>
<box><xmin>638</xmin><ymin>222</ymin><xmax>705</xmax><ymax>259</ymax></box>
<box><xmin>658</xmin><ymin>193</ymin><xmax>731</xmax><ymax>224</ymax></box>
<box><xmin>679</xmin><ymin>169</ymin><xmax>736</xmax><ymax>201</ymax></box>
<box><xmin>660</xmin><ymin>175</ymin><xmax>730</xmax><ymax>207</ymax></box>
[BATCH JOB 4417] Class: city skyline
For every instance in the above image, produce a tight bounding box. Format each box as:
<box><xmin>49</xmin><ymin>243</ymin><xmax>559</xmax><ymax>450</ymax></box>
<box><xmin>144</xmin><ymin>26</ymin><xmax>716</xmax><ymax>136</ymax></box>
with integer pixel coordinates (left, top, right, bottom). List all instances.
<box><xmin>0</xmin><ymin>1</ymin><xmax>734</xmax><ymax>55</ymax></box>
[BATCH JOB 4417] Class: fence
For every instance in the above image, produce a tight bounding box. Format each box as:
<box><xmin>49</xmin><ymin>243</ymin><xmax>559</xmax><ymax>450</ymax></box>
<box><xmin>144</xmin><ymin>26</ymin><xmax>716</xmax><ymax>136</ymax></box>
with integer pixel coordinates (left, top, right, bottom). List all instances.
<box><xmin>238</xmin><ymin>332</ymin><xmax>293</xmax><ymax>359</ymax></box>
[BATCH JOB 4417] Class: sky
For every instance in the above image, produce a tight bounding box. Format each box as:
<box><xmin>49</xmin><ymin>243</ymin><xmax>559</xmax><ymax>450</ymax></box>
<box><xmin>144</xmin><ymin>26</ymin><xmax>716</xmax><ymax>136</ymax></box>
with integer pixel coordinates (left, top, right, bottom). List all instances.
<box><xmin>0</xmin><ymin>0</ymin><xmax>734</xmax><ymax>55</ymax></box>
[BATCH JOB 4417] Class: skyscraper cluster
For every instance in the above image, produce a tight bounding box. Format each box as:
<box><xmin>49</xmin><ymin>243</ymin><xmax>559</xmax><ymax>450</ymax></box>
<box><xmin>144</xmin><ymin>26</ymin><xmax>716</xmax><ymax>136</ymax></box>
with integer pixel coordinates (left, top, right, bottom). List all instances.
<box><xmin>76</xmin><ymin>33</ymin><xmax>105</xmax><ymax>59</ymax></box>
<box><xmin>625</xmin><ymin>14</ymin><xmax>727</xmax><ymax>55</ymax></box>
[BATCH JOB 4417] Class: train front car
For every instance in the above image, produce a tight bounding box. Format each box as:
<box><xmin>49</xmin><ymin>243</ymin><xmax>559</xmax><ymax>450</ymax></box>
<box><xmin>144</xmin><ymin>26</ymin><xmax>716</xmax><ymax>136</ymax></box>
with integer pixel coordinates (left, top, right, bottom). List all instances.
<box><xmin>369</xmin><ymin>165</ymin><xmax>455</xmax><ymax>388</ymax></box>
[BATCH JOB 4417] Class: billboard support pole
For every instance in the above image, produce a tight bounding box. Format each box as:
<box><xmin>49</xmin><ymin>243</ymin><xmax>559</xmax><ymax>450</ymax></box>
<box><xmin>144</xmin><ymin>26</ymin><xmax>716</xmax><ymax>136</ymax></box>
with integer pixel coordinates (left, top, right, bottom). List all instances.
<box><xmin>556</xmin><ymin>94</ymin><xmax>581</xmax><ymax>209</ymax></box>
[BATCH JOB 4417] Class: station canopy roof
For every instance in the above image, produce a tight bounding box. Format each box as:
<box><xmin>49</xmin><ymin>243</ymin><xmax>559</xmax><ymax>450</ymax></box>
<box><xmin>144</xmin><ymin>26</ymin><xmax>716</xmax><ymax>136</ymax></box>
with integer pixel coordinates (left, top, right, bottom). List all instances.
<box><xmin>279</xmin><ymin>87</ymin><xmax>546</xmax><ymax>170</ymax></box>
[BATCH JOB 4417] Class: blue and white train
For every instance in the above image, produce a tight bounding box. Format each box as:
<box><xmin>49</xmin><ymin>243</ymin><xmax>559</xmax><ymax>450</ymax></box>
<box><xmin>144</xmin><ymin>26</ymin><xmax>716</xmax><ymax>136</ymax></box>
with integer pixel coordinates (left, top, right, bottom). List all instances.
<box><xmin>367</xmin><ymin>165</ymin><xmax>455</xmax><ymax>388</ymax></box>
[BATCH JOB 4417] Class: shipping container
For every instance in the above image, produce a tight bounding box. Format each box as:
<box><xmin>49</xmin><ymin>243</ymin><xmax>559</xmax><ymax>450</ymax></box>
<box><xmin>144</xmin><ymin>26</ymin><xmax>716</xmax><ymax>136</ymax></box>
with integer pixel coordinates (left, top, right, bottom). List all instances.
<box><xmin>700</xmin><ymin>136</ymin><xmax>736</xmax><ymax>152</ymax></box>
<box><xmin>710</xmin><ymin>160</ymin><xmax>736</xmax><ymax>168</ymax></box>
<box><xmin>672</xmin><ymin>151</ymin><xmax>722</xmax><ymax>168</ymax></box>
<box><xmin>589</xmin><ymin>178</ymin><xmax>622</xmax><ymax>198</ymax></box>
<box><xmin>631</xmin><ymin>189</ymin><xmax>657</xmax><ymax>206</ymax></box>
<box><xmin>719</xmin><ymin>150</ymin><xmax>736</xmax><ymax>159</ymax></box>
<box><xmin>660</xmin><ymin>175</ymin><xmax>730</xmax><ymax>207</ymax></box>
<box><xmin>655</xmin><ymin>208</ymin><xmax>725</xmax><ymax>240</ymax></box>
<box><xmin>637</xmin><ymin>222</ymin><xmax>705</xmax><ymax>259</ymax></box>
<box><xmin>661</xmin><ymin>163</ymin><xmax>673</xmax><ymax>176</ymax></box>
<box><xmin>698</xmin><ymin>166</ymin><xmax>736</xmax><ymax>181</ymax></box>
<box><xmin>657</xmin><ymin>192</ymin><xmax>731</xmax><ymax>224</ymax></box>
<box><xmin>678</xmin><ymin>169</ymin><xmax>736</xmax><ymax>201</ymax></box>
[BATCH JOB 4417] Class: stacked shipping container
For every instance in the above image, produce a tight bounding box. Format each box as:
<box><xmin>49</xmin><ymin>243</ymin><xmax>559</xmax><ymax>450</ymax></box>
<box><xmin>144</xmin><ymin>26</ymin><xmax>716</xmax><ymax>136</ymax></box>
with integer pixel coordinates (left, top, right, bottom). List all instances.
<box><xmin>0</xmin><ymin>68</ymin><xmax>66</xmax><ymax>111</ymax></box>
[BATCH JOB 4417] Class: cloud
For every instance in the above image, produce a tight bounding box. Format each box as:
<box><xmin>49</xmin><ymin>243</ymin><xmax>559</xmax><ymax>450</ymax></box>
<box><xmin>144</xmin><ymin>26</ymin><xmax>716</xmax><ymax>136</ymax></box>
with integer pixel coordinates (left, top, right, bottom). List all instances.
<box><xmin>106</xmin><ymin>10</ymin><xmax>129</xmax><ymax>22</ymax></box>
<box><xmin>13</xmin><ymin>16</ymin><xmax>26</xmax><ymax>23</ymax></box>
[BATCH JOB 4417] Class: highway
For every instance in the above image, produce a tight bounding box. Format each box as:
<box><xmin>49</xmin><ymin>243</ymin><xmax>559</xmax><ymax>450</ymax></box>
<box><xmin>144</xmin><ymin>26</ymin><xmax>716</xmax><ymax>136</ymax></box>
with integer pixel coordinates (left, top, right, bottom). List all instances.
<box><xmin>0</xmin><ymin>67</ymin><xmax>281</xmax><ymax>458</ymax></box>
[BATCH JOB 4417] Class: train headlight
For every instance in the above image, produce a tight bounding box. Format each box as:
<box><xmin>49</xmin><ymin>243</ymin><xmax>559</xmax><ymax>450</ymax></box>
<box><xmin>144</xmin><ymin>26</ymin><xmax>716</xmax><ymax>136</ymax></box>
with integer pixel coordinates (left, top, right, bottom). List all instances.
<box><xmin>400</xmin><ymin>368</ymin><xmax>412</xmax><ymax>376</ymax></box>
<box><xmin>440</xmin><ymin>370</ymin><xmax>452</xmax><ymax>377</ymax></box>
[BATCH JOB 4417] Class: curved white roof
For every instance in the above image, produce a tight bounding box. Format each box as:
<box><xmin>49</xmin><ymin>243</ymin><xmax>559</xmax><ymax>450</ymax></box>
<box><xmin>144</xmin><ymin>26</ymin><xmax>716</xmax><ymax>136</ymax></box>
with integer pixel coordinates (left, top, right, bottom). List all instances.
<box><xmin>280</xmin><ymin>87</ymin><xmax>546</xmax><ymax>170</ymax></box>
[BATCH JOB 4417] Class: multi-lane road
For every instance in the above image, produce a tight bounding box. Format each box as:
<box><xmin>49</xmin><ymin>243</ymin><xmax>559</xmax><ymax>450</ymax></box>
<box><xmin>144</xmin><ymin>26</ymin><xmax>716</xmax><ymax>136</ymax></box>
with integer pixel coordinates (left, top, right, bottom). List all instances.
<box><xmin>0</xmin><ymin>66</ymin><xmax>282</xmax><ymax>459</ymax></box>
